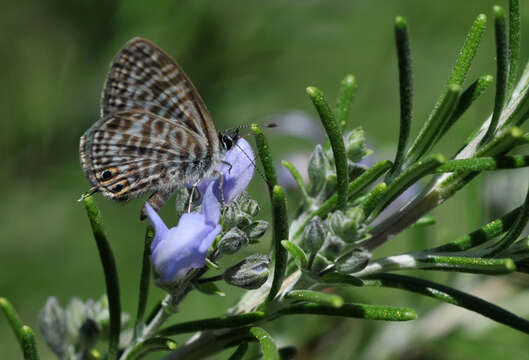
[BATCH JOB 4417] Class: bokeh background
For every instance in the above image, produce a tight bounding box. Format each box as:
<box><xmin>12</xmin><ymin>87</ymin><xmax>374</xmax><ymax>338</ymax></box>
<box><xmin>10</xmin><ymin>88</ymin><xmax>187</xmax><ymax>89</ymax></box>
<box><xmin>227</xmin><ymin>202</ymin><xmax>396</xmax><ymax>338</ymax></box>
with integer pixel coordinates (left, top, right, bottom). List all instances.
<box><xmin>3</xmin><ymin>0</ymin><xmax>529</xmax><ymax>358</ymax></box>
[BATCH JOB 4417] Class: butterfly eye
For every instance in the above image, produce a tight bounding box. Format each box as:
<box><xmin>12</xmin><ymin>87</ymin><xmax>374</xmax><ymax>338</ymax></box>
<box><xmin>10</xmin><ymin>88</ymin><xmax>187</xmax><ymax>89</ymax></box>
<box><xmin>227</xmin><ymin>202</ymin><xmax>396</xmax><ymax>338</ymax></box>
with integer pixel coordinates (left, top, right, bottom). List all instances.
<box><xmin>100</xmin><ymin>168</ymin><xmax>117</xmax><ymax>181</ymax></box>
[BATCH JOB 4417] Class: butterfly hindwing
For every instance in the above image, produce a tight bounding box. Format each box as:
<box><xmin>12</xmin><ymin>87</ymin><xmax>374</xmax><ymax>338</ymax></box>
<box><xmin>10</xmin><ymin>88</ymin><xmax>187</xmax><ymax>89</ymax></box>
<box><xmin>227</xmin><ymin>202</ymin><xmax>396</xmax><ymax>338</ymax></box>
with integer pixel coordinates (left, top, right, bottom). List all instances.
<box><xmin>80</xmin><ymin>110</ymin><xmax>213</xmax><ymax>201</ymax></box>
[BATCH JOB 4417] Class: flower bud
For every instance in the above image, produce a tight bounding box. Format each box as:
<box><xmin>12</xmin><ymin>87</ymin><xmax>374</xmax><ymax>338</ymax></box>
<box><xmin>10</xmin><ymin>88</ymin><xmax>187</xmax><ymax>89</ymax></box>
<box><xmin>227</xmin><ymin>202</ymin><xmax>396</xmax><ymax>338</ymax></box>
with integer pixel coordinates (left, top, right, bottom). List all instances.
<box><xmin>344</xmin><ymin>127</ymin><xmax>368</xmax><ymax>162</ymax></box>
<box><xmin>65</xmin><ymin>297</ymin><xmax>87</xmax><ymax>342</ymax></box>
<box><xmin>218</xmin><ymin>227</ymin><xmax>249</xmax><ymax>255</ymax></box>
<box><xmin>308</xmin><ymin>144</ymin><xmax>327</xmax><ymax>194</ymax></box>
<box><xmin>39</xmin><ymin>297</ymin><xmax>67</xmax><ymax>357</ymax></box>
<box><xmin>243</xmin><ymin>220</ymin><xmax>269</xmax><ymax>241</ymax></box>
<box><xmin>303</xmin><ymin>216</ymin><xmax>326</xmax><ymax>253</ymax></box>
<box><xmin>240</xmin><ymin>198</ymin><xmax>260</xmax><ymax>217</ymax></box>
<box><xmin>328</xmin><ymin>210</ymin><xmax>347</xmax><ymax>236</ymax></box>
<box><xmin>223</xmin><ymin>254</ymin><xmax>270</xmax><ymax>289</ymax></box>
<box><xmin>335</xmin><ymin>248</ymin><xmax>371</xmax><ymax>273</ymax></box>
<box><xmin>322</xmin><ymin>234</ymin><xmax>346</xmax><ymax>258</ymax></box>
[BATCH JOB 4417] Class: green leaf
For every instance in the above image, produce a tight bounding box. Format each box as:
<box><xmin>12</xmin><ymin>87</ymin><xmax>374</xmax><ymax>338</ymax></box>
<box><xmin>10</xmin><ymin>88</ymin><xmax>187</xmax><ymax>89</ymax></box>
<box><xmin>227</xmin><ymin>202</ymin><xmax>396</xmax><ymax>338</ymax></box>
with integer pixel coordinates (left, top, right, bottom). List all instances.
<box><xmin>416</xmin><ymin>255</ymin><xmax>515</xmax><ymax>274</ymax></box>
<box><xmin>411</xmin><ymin>215</ymin><xmax>436</xmax><ymax>228</ymax></box>
<box><xmin>250</xmin><ymin>327</ymin><xmax>279</xmax><ymax>360</ymax></box>
<box><xmin>436</xmin><ymin>155</ymin><xmax>529</xmax><ymax>173</ymax></box>
<box><xmin>319</xmin><ymin>272</ymin><xmax>364</xmax><ymax>287</ymax></box>
<box><xmin>267</xmin><ymin>186</ymin><xmax>289</xmax><ymax>305</ymax></box>
<box><xmin>285</xmin><ymin>290</ymin><xmax>344</xmax><ymax>308</ymax></box>
<box><xmin>228</xmin><ymin>343</ymin><xmax>249</xmax><ymax>360</ymax></box>
<box><xmin>431</xmin><ymin>206</ymin><xmax>520</xmax><ymax>252</ymax></box>
<box><xmin>133</xmin><ymin>226</ymin><xmax>154</xmax><ymax>340</ymax></box>
<box><xmin>483</xmin><ymin>6</ymin><xmax>509</xmax><ymax>143</ymax></box>
<box><xmin>251</xmin><ymin>124</ymin><xmax>279</xmax><ymax>190</ymax></box>
<box><xmin>507</xmin><ymin>0</ymin><xmax>521</xmax><ymax>97</ymax></box>
<box><xmin>281</xmin><ymin>240</ymin><xmax>308</xmax><ymax>268</ymax></box>
<box><xmin>281</xmin><ymin>160</ymin><xmax>310</xmax><ymax>205</ymax></box>
<box><xmin>405</xmin><ymin>85</ymin><xmax>460</xmax><ymax>164</ymax></box>
<box><xmin>157</xmin><ymin>312</ymin><xmax>266</xmax><ymax>336</ymax></box>
<box><xmin>125</xmin><ymin>337</ymin><xmax>177</xmax><ymax>359</ymax></box>
<box><xmin>278</xmin><ymin>303</ymin><xmax>416</xmax><ymax>321</ymax></box>
<box><xmin>369</xmin><ymin>154</ymin><xmax>445</xmax><ymax>222</ymax></box>
<box><xmin>307</xmin><ymin>86</ymin><xmax>349</xmax><ymax>210</ymax></box>
<box><xmin>388</xmin><ymin>16</ymin><xmax>413</xmax><ymax>179</ymax></box>
<box><xmin>365</xmin><ymin>273</ymin><xmax>529</xmax><ymax>334</ymax></box>
<box><xmin>83</xmin><ymin>196</ymin><xmax>121</xmax><ymax>359</ymax></box>
<box><xmin>21</xmin><ymin>326</ymin><xmax>39</xmax><ymax>360</ymax></box>
<box><xmin>195</xmin><ymin>281</ymin><xmax>226</xmax><ymax>297</ymax></box>
<box><xmin>335</xmin><ymin>74</ymin><xmax>357</xmax><ymax>132</ymax></box>
<box><xmin>0</xmin><ymin>298</ymin><xmax>25</xmax><ymax>353</ymax></box>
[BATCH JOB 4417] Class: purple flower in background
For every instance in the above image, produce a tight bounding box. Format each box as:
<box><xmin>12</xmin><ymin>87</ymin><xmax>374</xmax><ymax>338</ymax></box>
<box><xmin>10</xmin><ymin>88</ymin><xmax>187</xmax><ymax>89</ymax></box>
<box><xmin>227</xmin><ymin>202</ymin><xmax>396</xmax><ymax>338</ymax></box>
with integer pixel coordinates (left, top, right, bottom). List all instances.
<box><xmin>197</xmin><ymin>138</ymin><xmax>255</xmax><ymax>203</ymax></box>
<box><xmin>145</xmin><ymin>138</ymin><xmax>255</xmax><ymax>285</ymax></box>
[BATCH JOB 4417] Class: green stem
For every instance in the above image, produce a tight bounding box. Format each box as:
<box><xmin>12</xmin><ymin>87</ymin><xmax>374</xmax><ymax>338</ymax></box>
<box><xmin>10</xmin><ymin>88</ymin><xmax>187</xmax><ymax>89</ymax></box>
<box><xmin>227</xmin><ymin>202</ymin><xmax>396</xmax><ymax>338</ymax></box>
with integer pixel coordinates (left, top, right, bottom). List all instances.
<box><xmin>389</xmin><ymin>16</ymin><xmax>413</xmax><ymax>178</ymax></box>
<box><xmin>133</xmin><ymin>226</ymin><xmax>154</xmax><ymax>340</ymax></box>
<box><xmin>83</xmin><ymin>196</ymin><xmax>121</xmax><ymax>359</ymax></box>
<box><xmin>307</xmin><ymin>86</ymin><xmax>348</xmax><ymax>210</ymax></box>
<box><xmin>358</xmin><ymin>183</ymin><xmax>387</xmax><ymax>219</ymax></box>
<box><xmin>157</xmin><ymin>312</ymin><xmax>265</xmax><ymax>336</ymax></box>
<box><xmin>483</xmin><ymin>6</ymin><xmax>509</xmax><ymax>143</ymax></box>
<box><xmin>335</xmin><ymin>74</ymin><xmax>357</xmax><ymax>132</ymax></box>
<box><xmin>364</xmin><ymin>273</ymin><xmax>529</xmax><ymax>334</ymax></box>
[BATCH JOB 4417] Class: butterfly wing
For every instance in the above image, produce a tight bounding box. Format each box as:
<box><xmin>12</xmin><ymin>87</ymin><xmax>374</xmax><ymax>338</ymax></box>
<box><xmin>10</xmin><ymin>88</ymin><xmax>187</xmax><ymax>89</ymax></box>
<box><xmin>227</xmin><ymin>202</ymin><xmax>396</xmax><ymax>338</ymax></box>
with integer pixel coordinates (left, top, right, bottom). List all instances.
<box><xmin>100</xmin><ymin>37</ymin><xmax>219</xmax><ymax>148</ymax></box>
<box><xmin>80</xmin><ymin>110</ymin><xmax>214</xmax><ymax>202</ymax></box>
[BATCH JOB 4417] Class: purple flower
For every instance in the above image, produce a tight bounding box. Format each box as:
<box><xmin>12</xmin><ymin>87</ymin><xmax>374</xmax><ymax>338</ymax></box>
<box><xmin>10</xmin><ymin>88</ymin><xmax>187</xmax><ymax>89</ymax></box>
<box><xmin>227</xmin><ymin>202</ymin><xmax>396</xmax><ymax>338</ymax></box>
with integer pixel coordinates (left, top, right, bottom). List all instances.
<box><xmin>197</xmin><ymin>138</ymin><xmax>255</xmax><ymax>203</ymax></box>
<box><xmin>145</xmin><ymin>138</ymin><xmax>255</xmax><ymax>285</ymax></box>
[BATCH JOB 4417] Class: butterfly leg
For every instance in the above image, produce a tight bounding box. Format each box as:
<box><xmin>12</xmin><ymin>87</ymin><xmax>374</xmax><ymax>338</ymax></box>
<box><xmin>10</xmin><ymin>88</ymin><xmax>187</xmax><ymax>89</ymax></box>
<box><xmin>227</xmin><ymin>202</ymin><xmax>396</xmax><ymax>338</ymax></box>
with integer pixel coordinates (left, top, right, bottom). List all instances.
<box><xmin>187</xmin><ymin>180</ymin><xmax>202</xmax><ymax>213</ymax></box>
<box><xmin>141</xmin><ymin>188</ymin><xmax>178</xmax><ymax>220</ymax></box>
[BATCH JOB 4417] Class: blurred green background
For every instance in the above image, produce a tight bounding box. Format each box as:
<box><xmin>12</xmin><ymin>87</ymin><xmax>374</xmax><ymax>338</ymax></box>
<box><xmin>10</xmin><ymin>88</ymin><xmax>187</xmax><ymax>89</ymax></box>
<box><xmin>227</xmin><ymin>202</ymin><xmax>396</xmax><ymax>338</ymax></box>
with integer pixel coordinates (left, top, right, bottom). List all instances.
<box><xmin>2</xmin><ymin>0</ymin><xmax>529</xmax><ymax>358</ymax></box>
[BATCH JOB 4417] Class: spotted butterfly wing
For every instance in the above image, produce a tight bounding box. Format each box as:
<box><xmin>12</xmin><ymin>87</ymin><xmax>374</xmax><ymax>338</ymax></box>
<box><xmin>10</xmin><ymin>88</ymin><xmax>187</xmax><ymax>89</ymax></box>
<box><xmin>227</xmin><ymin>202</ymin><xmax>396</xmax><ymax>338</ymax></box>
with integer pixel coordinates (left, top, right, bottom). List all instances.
<box><xmin>80</xmin><ymin>38</ymin><xmax>222</xmax><ymax>217</ymax></box>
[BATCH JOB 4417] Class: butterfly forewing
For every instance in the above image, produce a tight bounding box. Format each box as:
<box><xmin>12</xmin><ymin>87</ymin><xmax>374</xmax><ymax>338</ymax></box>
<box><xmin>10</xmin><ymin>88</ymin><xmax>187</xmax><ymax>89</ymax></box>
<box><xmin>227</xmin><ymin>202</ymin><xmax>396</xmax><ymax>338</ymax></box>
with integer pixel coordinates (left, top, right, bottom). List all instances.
<box><xmin>101</xmin><ymin>38</ymin><xmax>217</xmax><ymax>144</ymax></box>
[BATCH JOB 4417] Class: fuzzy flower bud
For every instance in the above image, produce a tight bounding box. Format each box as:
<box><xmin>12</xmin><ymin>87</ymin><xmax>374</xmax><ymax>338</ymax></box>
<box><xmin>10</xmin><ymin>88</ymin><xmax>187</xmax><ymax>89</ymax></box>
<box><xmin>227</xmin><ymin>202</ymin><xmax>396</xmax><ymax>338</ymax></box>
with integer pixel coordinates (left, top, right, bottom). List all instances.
<box><xmin>308</xmin><ymin>144</ymin><xmax>327</xmax><ymax>194</ymax></box>
<box><xmin>218</xmin><ymin>227</ymin><xmax>249</xmax><ymax>255</ymax></box>
<box><xmin>223</xmin><ymin>254</ymin><xmax>270</xmax><ymax>289</ymax></box>
<box><xmin>39</xmin><ymin>297</ymin><xmax>67</xmax><ymax>358</ymax></box>
<box><xmin>344</xmin><ymin>127</ymin><xmax>369</xmax><ymax>162</ymax></box>
<box><xmin>243</xmin><ymin>220</ymin><xmax>269</xmax><ymax>241</ymax></box>
<box><xmin>303</xmin><ymin>216</ymin><xmax>326</xmax><ymax>253</ymax></box>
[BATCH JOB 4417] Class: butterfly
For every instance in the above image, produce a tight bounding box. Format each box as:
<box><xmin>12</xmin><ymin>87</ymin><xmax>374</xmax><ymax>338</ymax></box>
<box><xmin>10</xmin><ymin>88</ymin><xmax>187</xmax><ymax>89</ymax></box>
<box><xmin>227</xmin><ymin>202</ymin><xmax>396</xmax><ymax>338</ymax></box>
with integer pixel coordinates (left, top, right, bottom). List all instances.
<box><xmin>80</xmin><ymin>38</ymin><xmax>238</xmax><ymax>218</ymax></box>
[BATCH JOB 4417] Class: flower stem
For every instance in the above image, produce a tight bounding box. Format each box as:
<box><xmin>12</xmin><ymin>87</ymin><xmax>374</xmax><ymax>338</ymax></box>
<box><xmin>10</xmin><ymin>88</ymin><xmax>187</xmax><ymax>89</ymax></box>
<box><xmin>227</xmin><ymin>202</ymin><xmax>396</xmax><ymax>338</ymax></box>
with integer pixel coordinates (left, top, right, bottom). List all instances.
<box><xmin>507</xmin><ymin>0</ymin><xmax>521</xmax><ymax>98</ymax></box>
<box><xmin>21</xmin><ymin>326</ymin><xmax>39</xmax><ymax>360</ymax></box>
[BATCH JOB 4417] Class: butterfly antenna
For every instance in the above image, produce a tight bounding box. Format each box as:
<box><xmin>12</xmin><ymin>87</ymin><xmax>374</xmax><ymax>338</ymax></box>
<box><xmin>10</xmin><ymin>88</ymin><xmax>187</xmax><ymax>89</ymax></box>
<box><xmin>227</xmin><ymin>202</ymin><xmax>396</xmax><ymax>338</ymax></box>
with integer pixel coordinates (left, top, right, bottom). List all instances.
<box><xmin>77</xmin><ymin>186</ymin><xmax>98</xmax><ymax>202</ymax></box>
<box><xmin>224</xmin><ymin>122</ymin><xmax>277</xmax><ymax>136</ymax></box>
<box><xmin>234</xmin><ymin>142</ymin><xmax>273</xmax><ymax>189</ymax></box>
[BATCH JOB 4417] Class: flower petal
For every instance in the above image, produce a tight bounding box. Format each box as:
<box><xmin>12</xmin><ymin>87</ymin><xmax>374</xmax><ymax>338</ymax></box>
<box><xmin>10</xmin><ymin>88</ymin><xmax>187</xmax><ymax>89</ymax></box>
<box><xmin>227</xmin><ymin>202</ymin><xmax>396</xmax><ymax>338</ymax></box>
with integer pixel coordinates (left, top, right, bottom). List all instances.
<box><xmin>145</xmin><ymin>203</ymin><xmax>168</xmax><ymax>249</ymax></box>
<box><xmin>201</xmin><ymin>182</ymin><xmax>220</xmax><ymax>225</ymax></box>
<box><xmin>197</xmin><ymin>138</ymin><xmax>255</xmax><ymax>203</ymax></box>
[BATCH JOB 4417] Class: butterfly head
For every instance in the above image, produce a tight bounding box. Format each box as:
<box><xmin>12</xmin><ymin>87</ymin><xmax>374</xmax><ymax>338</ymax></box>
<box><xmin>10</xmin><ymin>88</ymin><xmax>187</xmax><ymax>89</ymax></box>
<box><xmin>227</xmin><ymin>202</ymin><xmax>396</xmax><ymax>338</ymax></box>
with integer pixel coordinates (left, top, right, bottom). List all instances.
<box><xmin>219</xmin><ymin>129</ymin><xmax>240</xmax><ymax>152</ymax></box>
